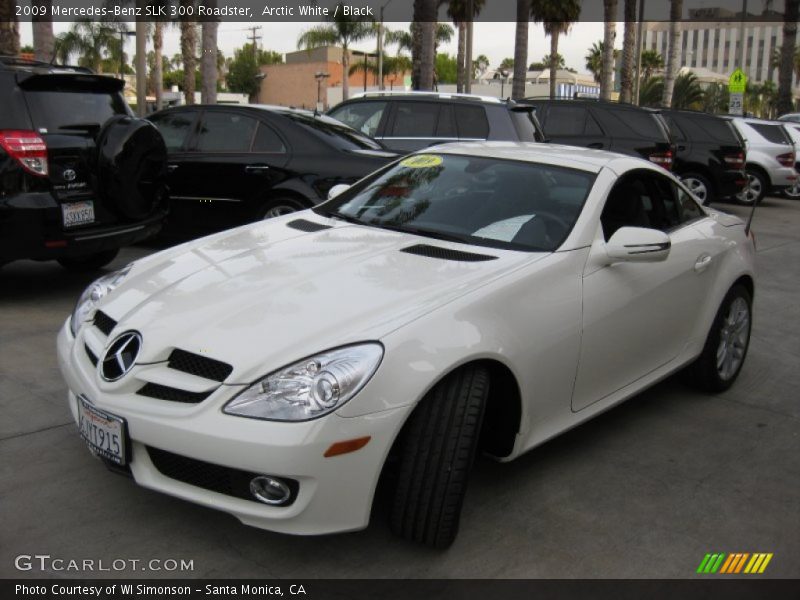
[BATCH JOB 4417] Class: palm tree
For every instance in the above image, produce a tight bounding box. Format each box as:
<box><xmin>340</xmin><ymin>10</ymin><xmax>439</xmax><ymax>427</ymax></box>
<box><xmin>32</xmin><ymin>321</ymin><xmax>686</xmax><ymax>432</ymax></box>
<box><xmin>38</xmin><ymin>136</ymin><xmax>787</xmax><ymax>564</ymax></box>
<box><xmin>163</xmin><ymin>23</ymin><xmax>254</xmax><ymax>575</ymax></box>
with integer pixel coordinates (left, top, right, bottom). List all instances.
<box><xmin>619</xmin><ymin>0</ymin><xmax>636</xmax><ymax>103</ymax></box>
<box><xmin>512</xmin><ymin>0</ymin><xmax>531</xmax><ymax>101</ymax></box>
<box><xmin>180</xmin><ymin>0</ymin><xmax>198</xmax><ymax>105</ymax></box>
<box><xmin>600</xmin><ymin>0</ymin><xmax>617</xmax><ymax>100</ymax></box>
<box><xmin>640</xmin><ymin>49</ymin><xmax>664</xmax><ymax>82</ymax></box>
<box><xmin>531</xmin><ymin>0</ymin><xmax>582</xmax><ymax>99</ymax></box>
<box><xmin>0</xmin><ymin>0</ymin><xmax>20</xmax><ymax>56</ymax></box>
<box><xmin>672</xmin><ymin>72</ymin><xmax>704</xmax><ymax>109</ymax></box>
<box><xmin>298</xmin><ymin>2</ymin><xmax>374</xmax><ymax>101</ymax></box>
<box><xmin>201</xmin><ymin>8</ymin><xmax>219</xmax><ymax>104</ymax></box>
<box><xmin>776</xmin><ymin>0</ymin><xmax>799</xmax><ymax>116</ymax></box>
<box><xmin>586</xmin><ymin>41</ymin><xmax>619</xmax><ymax>84</ymax></box>
<box><xmin>638</xmin><ymin>76</ymin><xmax>664</xmax><ymax>107</ymax></box>
<box><xmin>435</xmin><ymin>23</ymin><xmax>454</xmax><ymax>55</ymax></box>
<box><xmin>447</xmin><ymin>0</ymin><xmax>485</xmax><ymax>93</ymax></box>
<box><xmin>153</xmin><ymin>22</ymin><xmax>165</xmax><ymax>110</ymax></box>
<box><xmin>411</xmin><ymin>0</ymin><xmax>437</xmax><ymax>91</ymax></box>
<box><xmin>661</xmin><ymin>0</ymin><xmax>683</xmax><ymax>108</ymax></box>
<box><xmin>32</xmin><ymin>1</ymin><xmax>54</xmax><ymax>62</ymax></box>
<box><xmin>55</xmin><ymin>21</ymin><xmax>123</xmax><ymax>73</ymax></box>
<box><xmin>473</xmin><ymin>54</ymin><xmax>489</xmax><ymax>78</ymax></box>
<box><xmin>701</xmin><ymin>82</ymin><xmax>729</xmax><ymax>114</ymax></box>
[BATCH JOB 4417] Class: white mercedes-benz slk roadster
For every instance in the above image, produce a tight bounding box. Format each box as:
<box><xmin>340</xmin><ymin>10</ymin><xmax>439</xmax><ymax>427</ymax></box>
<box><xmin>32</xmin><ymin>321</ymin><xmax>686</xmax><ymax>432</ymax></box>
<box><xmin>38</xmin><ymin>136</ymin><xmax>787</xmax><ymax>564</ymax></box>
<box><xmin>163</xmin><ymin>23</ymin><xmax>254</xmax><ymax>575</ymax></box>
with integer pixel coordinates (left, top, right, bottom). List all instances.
<box><xmin>57</xmin><ymin>143</ymin><xmax>756</xmax><ymax>548</ymax></box>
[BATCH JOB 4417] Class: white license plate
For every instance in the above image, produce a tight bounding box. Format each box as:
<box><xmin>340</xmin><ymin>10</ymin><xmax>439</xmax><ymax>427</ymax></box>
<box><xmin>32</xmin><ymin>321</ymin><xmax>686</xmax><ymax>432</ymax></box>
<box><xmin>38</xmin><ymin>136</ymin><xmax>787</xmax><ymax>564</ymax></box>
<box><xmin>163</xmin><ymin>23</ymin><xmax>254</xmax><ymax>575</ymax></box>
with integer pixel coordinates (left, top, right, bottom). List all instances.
<box><xmin>62</xmin><ymin>201</ymin><xmax>95</xmax><ymax>228</ymax></box>
<box><xmin>77</xmin><ymin>396</ymin><xmax>127</xmax><ymax>465</ymax></box>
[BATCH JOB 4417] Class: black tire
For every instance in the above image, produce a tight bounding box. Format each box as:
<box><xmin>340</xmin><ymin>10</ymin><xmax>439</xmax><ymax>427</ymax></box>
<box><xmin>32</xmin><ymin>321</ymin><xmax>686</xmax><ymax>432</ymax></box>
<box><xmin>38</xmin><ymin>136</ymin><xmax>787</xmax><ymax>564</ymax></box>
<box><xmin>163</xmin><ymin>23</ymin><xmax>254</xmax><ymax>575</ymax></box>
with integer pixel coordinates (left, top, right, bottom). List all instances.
<box><xmin>259</xmin><ymin>197</ymin><xmax>306</xmax><ymax>220</ymax></box>
<box><xmin>685</xmin><ymin>284</ymin><xmax>752</xmax><ymax>393</ymax></box>
<box><xmin>736</xmin><ymin>169</ymin><xmax>767</xmax><ymax>205</ymax></box>
<box><xmin>390</xmin><ymin>365</ymin><xmax>489</xmax><ymax>549</ymax></box>
<box><xmin>57</xmin><ymin>249</ymin><xmax>119</xmax><ymax>272</ymax></box>
<box><xmin>681</xmin><ymin>172</ymin><xmax>714</xmax><ymax>205</ymax></box>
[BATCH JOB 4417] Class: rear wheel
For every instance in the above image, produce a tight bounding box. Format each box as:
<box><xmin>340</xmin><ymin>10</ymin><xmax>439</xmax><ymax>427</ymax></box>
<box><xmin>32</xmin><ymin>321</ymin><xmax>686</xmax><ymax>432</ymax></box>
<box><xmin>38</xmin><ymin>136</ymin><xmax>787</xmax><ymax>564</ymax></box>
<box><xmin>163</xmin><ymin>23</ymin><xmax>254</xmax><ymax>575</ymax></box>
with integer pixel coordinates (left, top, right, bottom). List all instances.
<box><xmin>685</xmin><ymin>284</ymin><xmax>752</xmax><ymax>392</ymax></box>
<box><xmin>260</xmin><ymin>197</ymin><xmax>306</xmax><ymax>220</ymax></box>
<box><xmin>736</xmin><ymin>169</ymin><xmax>767</xmax><ymax>205</ymax></box>
<box><xmin>57</xmin><ymin>249</ymin><xmax>119</xmax><ymax>272</ymax></box>
<box><xmin>390</xmin><ymin>365</ymin><xmax>489</xmax><ymax>549</ymax></box>
<box><xmin>681</xmin><ymin>172</ymin><xmax>713</xmax><ymax>205</ymax></box>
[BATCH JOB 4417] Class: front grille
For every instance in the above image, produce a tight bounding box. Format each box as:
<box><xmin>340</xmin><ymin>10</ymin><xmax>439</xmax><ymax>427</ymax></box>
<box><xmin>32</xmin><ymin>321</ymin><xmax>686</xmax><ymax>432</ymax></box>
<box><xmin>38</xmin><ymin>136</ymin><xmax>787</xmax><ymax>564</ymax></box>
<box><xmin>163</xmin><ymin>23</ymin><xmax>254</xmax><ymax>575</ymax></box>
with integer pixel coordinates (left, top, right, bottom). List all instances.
<box><xmin>146</xmin><ymin>446</ymin><xmax>297</xmax><ymax>506</ymax></box>
<box><xmin>137</xmin><ymin>383</ymin><xmax>212</xmax><ymax>404</ymax></box>
<box><xmin>400</xmin><ymin>244</ymin><xmax>498</xmax><ymax>262</ymax></box>
<box><xmin>85</xmin><ymin>344</ymin><xmax>98</xmax><ymax>366</ymax></box>
<box><xmin>93</xmin><ymin>310</ymin><xmax>117</xmax><ymax>336</ymax></box>
<box><xmin>287</xmin><ymin>218</ymin><xmax>331</xmax><ymax>232</ymax></box>
<box><xmin>167</xmin><ymin>349</ymin><xmax>233</xmax><ymax>382</ymax></box>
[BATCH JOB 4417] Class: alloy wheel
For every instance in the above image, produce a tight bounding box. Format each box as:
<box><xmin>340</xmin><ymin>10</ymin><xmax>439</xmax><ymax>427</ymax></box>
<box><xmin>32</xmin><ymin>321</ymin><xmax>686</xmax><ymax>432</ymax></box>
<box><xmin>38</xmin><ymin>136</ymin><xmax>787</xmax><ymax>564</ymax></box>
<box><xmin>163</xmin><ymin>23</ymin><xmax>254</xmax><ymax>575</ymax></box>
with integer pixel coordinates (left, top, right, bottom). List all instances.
<box><xmin>736</xmin><ymin>173</ymin><xmax>762</xmax><ymax>205</ymax></box>
<box><xmin>716</xmin><ymin>296</ymin><xmax>750</xmax><ymax>381</ymax></box>
<box><xmin>682</xmin><ymin>177</ymin><xmax>708</xmax><ymax>203</ymax></box>
<box><xmin>263</xmin><ymin>204</ymin><xmax>299</xmax><ymax>219</ymax></box>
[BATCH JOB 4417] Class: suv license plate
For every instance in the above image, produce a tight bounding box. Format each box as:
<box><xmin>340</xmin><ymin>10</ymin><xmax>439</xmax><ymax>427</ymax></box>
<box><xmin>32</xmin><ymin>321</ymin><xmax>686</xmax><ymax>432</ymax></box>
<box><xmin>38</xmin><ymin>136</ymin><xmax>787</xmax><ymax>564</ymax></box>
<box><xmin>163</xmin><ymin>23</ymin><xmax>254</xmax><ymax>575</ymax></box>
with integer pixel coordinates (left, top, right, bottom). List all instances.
<box><xmin>62</xmin><ymin>201</ymin><xmax>95</xmax><ymax>227</ymax></box>
<box><xmin>77</xmin><ymin>396</ymin><xmax>127</xmax><ymax>465</ymax></box>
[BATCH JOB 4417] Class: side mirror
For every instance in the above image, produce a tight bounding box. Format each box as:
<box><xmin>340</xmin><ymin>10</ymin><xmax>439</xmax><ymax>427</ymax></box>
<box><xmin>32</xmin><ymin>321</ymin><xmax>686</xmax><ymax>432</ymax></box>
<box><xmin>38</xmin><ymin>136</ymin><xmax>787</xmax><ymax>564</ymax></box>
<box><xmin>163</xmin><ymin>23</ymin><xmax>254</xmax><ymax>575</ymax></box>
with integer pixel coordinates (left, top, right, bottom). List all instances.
<box><xmin>328</xmin><ymin>184</ymin><xmax>351</xmax><ymax>200</ymax></box>
<box><xmin>605</xmin><ymin>226</ymin><xmax>671</xmax><ymax>263</ymax></box>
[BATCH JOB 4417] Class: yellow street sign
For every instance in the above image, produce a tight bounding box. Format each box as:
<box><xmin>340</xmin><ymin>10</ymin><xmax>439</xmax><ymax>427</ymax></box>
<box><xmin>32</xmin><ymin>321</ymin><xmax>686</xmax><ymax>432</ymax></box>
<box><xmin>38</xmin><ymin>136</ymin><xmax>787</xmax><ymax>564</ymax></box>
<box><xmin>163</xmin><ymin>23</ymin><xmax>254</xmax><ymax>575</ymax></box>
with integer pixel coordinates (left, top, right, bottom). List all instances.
<box><xmin>729</xmin><ymin>69</ymin><xmax>747</xmax><ymax>94</ymax></box>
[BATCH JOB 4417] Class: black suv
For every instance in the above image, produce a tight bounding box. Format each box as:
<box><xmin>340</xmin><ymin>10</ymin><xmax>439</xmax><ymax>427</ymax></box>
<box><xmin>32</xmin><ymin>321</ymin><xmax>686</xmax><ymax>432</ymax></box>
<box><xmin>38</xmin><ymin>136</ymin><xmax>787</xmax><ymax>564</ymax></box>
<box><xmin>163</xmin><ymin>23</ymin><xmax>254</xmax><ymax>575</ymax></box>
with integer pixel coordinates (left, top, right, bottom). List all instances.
<box><xmin>520</xmin><ymin>98</ymin><xmax>675</xmax><ymax>170</ymax></box>
<box><xmin>661</xmin><ymin>109</ymin><xmax>746</xmax><ymax>204</ymax></box>
<box><xmin>327</xmin><ymin>91</ymin><xmax>545</xmax><ymax>153</ymax></box>
<box><xmin>0</xmin><ymin>57</ymin><xmax>168</xmax><ymax>270</ymax></box>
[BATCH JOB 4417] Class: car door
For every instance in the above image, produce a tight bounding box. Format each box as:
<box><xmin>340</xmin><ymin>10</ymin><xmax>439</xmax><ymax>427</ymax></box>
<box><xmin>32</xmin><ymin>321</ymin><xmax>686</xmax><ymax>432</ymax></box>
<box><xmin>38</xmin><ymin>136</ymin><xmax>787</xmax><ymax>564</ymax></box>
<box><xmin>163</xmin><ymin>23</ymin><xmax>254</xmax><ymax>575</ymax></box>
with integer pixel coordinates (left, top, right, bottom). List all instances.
<box><xmin>541</xmin><ymin>103</ymin><xmax>607</xmax><ymax>150</ymax></box>
<box><xmin>147</xmin><ymin>108</ymin><xmax>200</xmax><ymax>203</ymax></box>
<box><xmin>174</xmin><ymin>110</ymin><xmax>289</xmax><ymax>230</ymax></box>
<box><xmin>571</xmin><ymin>169</ymin><xmax>715</xmax><ymax>411</ymax></box>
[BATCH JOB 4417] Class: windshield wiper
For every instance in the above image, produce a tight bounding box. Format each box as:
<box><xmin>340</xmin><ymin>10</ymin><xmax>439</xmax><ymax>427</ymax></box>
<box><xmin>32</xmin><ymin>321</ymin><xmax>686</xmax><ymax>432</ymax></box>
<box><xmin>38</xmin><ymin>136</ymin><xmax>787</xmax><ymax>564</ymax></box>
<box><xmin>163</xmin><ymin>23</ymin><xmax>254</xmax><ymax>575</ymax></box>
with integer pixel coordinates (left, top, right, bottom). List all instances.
<box><xmin>317</xmin><ymin>209</ymin><xmax>366</xmax><ymax>225</ymax></box>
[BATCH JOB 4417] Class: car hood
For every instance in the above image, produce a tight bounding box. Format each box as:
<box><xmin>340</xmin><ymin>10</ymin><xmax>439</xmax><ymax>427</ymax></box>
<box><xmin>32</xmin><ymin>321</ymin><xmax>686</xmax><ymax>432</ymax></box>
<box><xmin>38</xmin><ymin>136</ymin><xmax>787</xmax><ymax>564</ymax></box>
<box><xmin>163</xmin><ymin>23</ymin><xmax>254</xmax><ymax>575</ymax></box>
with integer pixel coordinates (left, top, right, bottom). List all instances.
<box><xmin>99</xmin><ymin>214</ymin><xmax>542</xmax><ymax>382</ymax></box>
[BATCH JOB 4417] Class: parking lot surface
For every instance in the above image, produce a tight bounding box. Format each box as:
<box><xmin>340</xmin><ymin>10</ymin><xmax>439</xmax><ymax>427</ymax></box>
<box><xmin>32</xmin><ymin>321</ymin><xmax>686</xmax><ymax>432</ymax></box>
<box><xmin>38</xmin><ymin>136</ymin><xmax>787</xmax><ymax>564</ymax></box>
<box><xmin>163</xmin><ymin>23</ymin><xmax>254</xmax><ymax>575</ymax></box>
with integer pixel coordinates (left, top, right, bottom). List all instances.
<box><xmin>1</xmin><ymin>198</ymin><xmax>798</xmax><ymax>579</ymax></box>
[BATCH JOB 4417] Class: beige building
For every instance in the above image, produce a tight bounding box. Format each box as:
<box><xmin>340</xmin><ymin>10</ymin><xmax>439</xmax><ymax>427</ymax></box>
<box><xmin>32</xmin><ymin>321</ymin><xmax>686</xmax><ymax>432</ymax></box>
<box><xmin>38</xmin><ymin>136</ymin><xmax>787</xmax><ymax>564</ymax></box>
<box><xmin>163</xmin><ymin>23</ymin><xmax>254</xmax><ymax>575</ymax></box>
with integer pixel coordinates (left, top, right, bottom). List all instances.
<box><xmin>644</xmin><ymin>7</ymin><xmax>800</xmax><ymax>86</ymax></box>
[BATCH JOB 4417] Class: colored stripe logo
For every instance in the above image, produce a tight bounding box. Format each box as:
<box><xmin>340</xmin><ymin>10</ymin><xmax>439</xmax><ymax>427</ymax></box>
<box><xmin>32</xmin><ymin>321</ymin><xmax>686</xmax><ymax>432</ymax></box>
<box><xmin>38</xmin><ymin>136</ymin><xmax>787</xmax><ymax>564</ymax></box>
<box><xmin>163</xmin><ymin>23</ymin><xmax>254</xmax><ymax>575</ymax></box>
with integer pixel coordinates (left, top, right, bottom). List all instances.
<box><xmin>697</xmin><ymin>553</ymin><xmax>773</xmax><ymax>574</ymax></box>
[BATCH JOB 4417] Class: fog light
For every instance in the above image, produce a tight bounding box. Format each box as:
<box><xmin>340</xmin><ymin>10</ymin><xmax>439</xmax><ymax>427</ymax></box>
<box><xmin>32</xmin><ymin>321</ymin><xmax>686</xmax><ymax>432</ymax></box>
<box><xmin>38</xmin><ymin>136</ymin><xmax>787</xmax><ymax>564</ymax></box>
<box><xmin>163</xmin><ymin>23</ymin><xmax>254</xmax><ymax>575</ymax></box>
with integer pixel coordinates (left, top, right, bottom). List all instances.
<box><xmin>249</xmin><ymin>476</ymin><xmax>291</xmax><ymax>505</ymax></box>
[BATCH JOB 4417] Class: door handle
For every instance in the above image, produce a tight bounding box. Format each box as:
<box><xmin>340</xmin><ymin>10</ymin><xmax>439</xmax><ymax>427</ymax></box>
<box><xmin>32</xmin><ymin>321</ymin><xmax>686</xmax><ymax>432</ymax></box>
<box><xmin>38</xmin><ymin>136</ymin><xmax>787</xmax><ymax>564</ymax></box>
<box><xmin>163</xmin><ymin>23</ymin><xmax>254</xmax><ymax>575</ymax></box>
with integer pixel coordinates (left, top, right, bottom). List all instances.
<box><xmin>678</xmin><ymin>145</ymin><xmax>687</xmax><ymax>151</ymax></box>
<box><xmin>245</xmin><ymin>165</ymin><xmax>270</xmax><ymax>173</ymax></box>
<box><xmin>167</xmin><ymin>164</ymin><xmax>179</xmax><ymax>172</ymax></box>
<box><xmin>587</xmin><ymin>142</ymin><xmax>604</xmax><ymax>149</ymax></box>
<box><xmin>694</xmin><ymin>254</ymin><xmax>712</xmax><ymax>273</ymax></box>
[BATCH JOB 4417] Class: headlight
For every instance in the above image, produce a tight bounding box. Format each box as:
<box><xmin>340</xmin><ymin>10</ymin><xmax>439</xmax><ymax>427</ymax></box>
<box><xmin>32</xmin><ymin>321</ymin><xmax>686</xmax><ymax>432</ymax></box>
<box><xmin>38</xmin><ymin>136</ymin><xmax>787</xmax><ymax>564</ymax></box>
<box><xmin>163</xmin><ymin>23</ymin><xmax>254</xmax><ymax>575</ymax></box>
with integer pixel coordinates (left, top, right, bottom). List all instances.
<box><xmin>223</xmin><ymin>343</ymin><xmax>384</xmax><ymax>421</ymax></box>
<box><xmin>69</xmin><ymin>264</ymin><xmax>133</xmax><ymax>337</ymax></box>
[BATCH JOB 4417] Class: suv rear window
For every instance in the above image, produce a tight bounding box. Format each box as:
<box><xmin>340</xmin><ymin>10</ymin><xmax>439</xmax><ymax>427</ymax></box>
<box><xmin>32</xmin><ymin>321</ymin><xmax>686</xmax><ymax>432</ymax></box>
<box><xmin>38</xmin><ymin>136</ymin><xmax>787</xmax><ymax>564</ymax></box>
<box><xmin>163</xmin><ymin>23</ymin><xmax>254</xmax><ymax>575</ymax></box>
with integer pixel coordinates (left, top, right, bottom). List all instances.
<box><xmin>603</xmin><ymin>108</ymin><xmax>666</xmax><ymax>139</ymax></box>
<box><xmin>24</xmin><ymin>90</ymin><xmax>129</xmax><ymax>133</ymax></box>
<box><xmin>454</xmin><ymin>105</ymin><xmax>489</xmax><ymax>139</ymax></box>
<box><xmin>750</xmin><ymin>123</ymin><xmax>792</xmax><ymax>145</ymax></box>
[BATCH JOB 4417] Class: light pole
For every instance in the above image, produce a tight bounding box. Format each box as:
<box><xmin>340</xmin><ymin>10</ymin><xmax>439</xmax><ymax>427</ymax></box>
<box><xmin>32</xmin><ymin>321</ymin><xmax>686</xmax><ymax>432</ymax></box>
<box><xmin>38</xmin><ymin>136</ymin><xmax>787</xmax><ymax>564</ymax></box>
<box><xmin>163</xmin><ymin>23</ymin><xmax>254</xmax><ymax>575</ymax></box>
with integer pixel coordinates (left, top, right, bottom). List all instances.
<box><xmin>116</xmin><ymin>29</ymin><xmax>135</xmax><ymax>77</ymax></box>
<box><xmin>254</xmin><ymin>72</ymin><xmax>266</xmax><ymax>104</ymax></box>
<box><xmin>315</xmin><ymin>71</ymin><xmax>330</xmax><ymax>111</ymax></box>
<box><xmin>378</xmin><ymin>0</ymin><xmax>393</xmax><ymax>91</ymax></box>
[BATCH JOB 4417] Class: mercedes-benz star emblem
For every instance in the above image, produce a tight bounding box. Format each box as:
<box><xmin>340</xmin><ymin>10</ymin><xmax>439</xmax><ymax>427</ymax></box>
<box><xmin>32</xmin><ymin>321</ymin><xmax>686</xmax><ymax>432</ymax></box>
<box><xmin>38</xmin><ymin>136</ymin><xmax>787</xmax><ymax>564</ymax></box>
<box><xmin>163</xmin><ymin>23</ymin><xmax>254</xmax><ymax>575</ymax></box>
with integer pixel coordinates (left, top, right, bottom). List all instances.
<box><xmin>100</xmin><ymin>331</ymin><xmax>142</xmax><ymax>381</ymax></box>
<box><xmin>63</xmin><ymin>168</ymin><xmax>77</xmax><ymax>182</ymax></box>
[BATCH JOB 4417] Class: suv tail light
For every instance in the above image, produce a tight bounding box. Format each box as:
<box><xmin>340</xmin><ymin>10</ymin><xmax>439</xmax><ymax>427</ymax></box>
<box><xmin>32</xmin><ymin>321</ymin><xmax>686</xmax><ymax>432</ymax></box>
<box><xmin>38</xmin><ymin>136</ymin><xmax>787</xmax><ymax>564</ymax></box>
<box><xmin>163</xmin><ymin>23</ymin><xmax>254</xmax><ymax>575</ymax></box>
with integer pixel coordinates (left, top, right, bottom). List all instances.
<box><xmin>0</xmin><ymin>130</ymin><xmax>48</xmax><ymax>176</ymax></box>
<box><xmin>776</xmin><ymin>152</ymin><xmax>795</xmax><ymax>168</ymax></box>
<box><xmin>649</xmin><ymin>150</ymin><xmax>673</xmax><ymax>170</ymax></box>
<box><xmin>724</xmin><ymin>151</ymin><xmax>746</xmax><ymax>170</ymax></box>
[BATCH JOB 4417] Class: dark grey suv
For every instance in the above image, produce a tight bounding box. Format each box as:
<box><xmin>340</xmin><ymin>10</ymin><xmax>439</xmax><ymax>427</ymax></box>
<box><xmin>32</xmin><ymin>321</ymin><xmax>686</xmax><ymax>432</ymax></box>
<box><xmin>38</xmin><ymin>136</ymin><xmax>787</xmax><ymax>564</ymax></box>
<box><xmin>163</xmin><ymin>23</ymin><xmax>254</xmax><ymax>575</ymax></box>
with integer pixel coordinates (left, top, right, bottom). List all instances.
<box><xmin>327</xmin><ymin>91</ymin><xmax>545</xmax><ymax>153</ymax></box>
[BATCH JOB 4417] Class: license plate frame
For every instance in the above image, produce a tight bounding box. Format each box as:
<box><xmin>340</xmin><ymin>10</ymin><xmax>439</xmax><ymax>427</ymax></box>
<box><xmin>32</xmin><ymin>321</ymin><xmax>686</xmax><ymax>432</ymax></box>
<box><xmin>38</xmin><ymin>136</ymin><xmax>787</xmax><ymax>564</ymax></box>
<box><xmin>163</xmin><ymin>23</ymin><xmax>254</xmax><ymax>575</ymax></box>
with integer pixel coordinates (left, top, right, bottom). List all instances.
<box><xmin>62</xmin><ymin>200</ymin><xmax>95</xmax><ymax>228</ymax></box>
<box><xmin>76</xmin><ymin>395</ymin><xmax>128</xmax><ymax>466</ymax></box>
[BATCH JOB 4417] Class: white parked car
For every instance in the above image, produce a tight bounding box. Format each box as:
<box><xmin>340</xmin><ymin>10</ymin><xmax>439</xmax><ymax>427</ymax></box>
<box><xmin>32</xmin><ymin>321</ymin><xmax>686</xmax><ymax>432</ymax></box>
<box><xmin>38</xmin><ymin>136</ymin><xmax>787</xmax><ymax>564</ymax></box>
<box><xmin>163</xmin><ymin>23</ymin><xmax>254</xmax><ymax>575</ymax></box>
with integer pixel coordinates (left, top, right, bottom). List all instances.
<box><xmin>58</xmin><ymin>143</ymin><xmax>756</xmax><ymax>548</ymax></box>
<box><xmin>730</xmin><ymin>117</ymin><xmax>797</xmax><ymax>204</ymax></box>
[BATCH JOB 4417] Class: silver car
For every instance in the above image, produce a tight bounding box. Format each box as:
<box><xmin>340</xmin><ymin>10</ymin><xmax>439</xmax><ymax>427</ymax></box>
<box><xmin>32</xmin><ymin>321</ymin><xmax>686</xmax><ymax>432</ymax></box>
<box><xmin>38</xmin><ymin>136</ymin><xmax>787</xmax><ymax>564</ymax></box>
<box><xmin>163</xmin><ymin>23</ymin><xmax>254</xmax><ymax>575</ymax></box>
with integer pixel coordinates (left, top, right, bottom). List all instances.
<box><xmin>731</xmin><ymin>117</ymin><xmax>797</xmax><ymax>204</ymax></box>
<box><xmin>780</xmin><ymin>121</ymin><xmax>800</xmax><ymax>198</ymax></box>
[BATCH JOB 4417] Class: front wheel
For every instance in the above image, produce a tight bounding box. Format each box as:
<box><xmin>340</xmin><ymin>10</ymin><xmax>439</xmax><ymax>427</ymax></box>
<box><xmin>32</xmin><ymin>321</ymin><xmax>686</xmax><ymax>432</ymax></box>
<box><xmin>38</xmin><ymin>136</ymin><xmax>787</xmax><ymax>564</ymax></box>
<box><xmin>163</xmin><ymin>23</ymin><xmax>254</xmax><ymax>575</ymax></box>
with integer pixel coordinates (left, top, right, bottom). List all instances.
<box><xmin>685</xmin><ymin>284</ymin><xmax>752</xmax><ymax>392</ymax></box>
<box><xmin>736</xmin><ymin>169</ymin><xmax>767</xmax><ymax>205</ymax></box>
<box><xmin>57</xmin><ymin>249</ymin><xmax>120</xmax><ymax>272</ymax></box>
<box><xmin>259</xmin><ymin>197</ymin><xmax>306</xmax><ymax>220</ymax></box>
<box><xmin>390</xmin><ymin>365</ymin><xmax>489</xmax><ymax>548</ymax></box>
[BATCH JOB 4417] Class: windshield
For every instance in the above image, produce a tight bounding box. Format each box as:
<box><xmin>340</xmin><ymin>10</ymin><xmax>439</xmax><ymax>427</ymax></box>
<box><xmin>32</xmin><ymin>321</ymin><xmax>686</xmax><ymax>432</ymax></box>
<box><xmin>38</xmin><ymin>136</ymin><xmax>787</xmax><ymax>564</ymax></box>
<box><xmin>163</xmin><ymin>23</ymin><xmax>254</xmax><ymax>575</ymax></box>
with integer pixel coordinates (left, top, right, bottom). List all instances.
<box><xmin>24</xmin><ymin>90</ymin><xmax>129</xmax><ymax>133</ymax></box>
<box><xmin>315</xmin><ymin>153</ymin><xmax>595</xmax><ymax>252</ymax></box>
<box><xmin>281</xmin><ymin>112</ymin><xmax>383</xmax><ymax>151</ymax></box>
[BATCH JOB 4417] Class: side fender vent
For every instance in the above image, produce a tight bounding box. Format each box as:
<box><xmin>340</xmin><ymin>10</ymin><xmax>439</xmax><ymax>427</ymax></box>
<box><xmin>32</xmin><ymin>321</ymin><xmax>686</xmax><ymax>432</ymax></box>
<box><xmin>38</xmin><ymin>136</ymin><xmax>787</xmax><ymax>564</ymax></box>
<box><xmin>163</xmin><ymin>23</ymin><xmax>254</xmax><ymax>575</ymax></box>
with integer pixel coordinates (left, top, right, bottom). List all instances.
<box><xmin>400</xmin><ymin>244</ymin><xmax>498</xmax><ymax>262</ymax></box>
<box><xmin>287</xmin><ymin>219</ymin><xmax>332</xmax><ymax>232</ymax></box>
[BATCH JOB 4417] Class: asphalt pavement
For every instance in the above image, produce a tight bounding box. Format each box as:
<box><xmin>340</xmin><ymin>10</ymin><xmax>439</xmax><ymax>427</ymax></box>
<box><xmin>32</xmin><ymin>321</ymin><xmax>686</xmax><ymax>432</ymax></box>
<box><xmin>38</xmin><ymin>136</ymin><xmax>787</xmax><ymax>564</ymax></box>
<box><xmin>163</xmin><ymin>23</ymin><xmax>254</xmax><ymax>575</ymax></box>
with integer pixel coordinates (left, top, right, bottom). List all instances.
<box><xmin>1</xmin><ymin>197</ymin><xmax>798</xmax><ymax>579</ymax></box>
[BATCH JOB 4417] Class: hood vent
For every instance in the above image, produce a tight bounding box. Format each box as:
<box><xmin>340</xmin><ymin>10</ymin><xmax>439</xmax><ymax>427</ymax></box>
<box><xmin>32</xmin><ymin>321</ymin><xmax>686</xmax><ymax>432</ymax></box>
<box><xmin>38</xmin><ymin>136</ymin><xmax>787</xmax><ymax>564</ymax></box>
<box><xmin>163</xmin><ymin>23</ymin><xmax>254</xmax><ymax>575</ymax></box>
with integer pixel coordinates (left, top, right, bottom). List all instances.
<box><xmin>400</xmin><ymin>244</ymin><xmax>498</xmax><ymax>262</ymax></box>
<box><xmin>167</xmin><ymin>349</ymin><xmax>233</xmax><ymax>382</ymax></box>
<box><xmin>287</xmin><ymin>219</ymin><xmax>332</xmax><ymax>232</ymax></box>
<box><xmin>93</xmin><ymin>310</ymin><xmax>117</xmax><ymax>336</ymax></box>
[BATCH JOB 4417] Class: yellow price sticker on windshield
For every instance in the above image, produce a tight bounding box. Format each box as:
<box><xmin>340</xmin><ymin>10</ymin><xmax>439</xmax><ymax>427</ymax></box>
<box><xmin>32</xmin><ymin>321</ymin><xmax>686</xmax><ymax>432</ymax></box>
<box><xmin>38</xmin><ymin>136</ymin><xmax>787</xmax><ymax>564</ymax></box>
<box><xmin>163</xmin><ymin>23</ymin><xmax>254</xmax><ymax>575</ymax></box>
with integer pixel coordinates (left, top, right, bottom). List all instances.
<box><xmin>400</xmin><ymin>154</ymin><xmax>443</xmax><ymax>168</ymax></box>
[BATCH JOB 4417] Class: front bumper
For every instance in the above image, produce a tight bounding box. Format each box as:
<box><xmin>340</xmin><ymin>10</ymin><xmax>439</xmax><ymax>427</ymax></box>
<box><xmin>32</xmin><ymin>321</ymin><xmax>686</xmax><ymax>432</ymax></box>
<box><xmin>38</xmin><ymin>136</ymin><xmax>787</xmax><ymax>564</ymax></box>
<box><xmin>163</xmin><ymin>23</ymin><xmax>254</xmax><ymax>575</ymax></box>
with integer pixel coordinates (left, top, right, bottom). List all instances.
<box><xmin>57</xmin><ymin>320</ymin><xmax>410</xmax><ymax>535</ymax></box>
